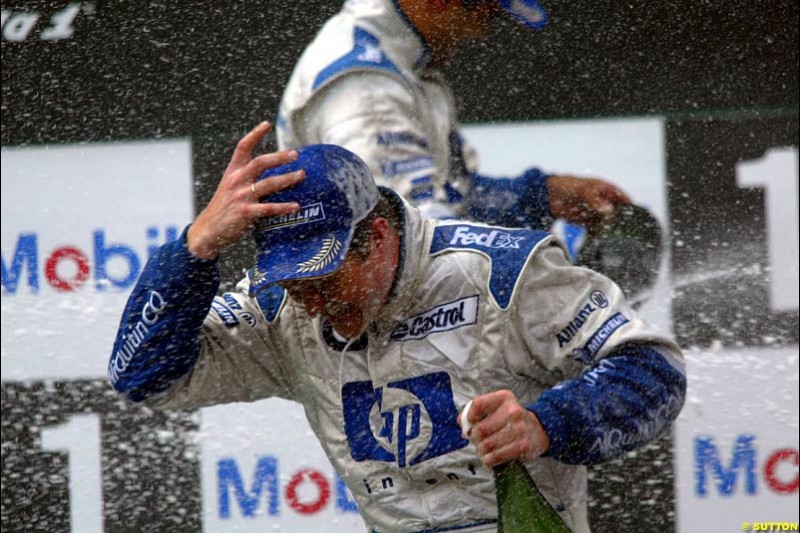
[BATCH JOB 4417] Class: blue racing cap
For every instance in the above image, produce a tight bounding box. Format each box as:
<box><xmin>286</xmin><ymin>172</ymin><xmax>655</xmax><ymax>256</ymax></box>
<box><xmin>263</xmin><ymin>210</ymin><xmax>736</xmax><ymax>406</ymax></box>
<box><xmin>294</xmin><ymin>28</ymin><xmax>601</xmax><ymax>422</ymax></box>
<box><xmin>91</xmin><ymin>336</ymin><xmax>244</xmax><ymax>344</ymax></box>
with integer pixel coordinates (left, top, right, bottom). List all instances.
<box><xmin>498</xmin><ymin>0</ymin><xmax>548</xmax><ymax>30</ymax></box>
<box><xmin>248</xmin><ymin>144</ymin><xmax>380</xmax><ymax>296</ymax></box>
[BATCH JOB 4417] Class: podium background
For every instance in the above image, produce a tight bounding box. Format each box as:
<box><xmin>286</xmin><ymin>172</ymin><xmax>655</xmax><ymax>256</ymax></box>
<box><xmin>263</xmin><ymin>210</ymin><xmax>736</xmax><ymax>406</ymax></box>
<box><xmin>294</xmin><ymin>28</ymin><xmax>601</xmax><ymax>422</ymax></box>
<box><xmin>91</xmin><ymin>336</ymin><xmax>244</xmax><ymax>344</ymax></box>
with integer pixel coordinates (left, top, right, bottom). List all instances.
<box><xmin>2</xmin><ymin>2</ymin><xmax>797</xmax><ymax>532</ymax></box>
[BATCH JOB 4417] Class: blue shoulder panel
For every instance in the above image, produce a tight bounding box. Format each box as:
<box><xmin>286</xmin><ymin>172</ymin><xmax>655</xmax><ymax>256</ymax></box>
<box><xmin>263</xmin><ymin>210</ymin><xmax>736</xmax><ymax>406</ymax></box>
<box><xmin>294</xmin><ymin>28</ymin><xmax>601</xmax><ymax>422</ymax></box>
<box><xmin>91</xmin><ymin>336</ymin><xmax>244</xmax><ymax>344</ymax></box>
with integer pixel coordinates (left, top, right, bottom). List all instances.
<box><xmin>313</xmin><ymin>27</ymin><xmax>405</xmax><ymax>91</ymax></box>
<box><xmin>254</xmin><ymin>283</ymin><xmax>287</xmax><ymax>323</ymax></box>
<box><xmin>430</xmin><ymin>224</ymin><xmax>551</xmax><ymax>310</ymax></box>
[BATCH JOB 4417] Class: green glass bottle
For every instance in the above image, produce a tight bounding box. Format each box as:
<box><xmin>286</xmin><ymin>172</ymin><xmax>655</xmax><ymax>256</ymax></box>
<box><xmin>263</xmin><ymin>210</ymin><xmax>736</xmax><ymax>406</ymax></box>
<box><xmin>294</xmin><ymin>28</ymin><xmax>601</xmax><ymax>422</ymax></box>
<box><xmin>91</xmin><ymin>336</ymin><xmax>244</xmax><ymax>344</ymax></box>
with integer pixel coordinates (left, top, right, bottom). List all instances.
<box><xmin>494</xmin><ymin>460</ymin><xmax>572</xmax><ymax>533</ymax></box>
<box><xmin>460</xmin><ymin>400</ymin><xmax>573</xmax><ymax>532</ymax></box>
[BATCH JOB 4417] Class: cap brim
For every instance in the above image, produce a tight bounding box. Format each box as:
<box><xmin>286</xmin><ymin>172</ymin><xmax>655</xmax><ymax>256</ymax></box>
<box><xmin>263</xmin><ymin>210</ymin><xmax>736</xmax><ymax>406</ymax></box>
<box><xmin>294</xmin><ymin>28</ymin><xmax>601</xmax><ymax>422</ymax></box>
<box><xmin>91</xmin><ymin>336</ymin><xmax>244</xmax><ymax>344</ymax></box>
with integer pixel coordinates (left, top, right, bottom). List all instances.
<box><xmin>248</xmin><ymin>227</ymin><xmax>352</xmax><ymax>297</ymax></box>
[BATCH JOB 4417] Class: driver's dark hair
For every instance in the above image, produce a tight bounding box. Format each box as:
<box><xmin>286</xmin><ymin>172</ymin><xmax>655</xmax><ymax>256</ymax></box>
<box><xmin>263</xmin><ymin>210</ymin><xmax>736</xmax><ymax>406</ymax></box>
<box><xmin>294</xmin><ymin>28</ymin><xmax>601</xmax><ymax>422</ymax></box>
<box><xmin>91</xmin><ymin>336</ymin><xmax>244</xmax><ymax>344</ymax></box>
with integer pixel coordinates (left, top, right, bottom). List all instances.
<box><xmin>348</xmin><ymin>196</ymin><xmax>402</xmax><ymax>259</ymax></box>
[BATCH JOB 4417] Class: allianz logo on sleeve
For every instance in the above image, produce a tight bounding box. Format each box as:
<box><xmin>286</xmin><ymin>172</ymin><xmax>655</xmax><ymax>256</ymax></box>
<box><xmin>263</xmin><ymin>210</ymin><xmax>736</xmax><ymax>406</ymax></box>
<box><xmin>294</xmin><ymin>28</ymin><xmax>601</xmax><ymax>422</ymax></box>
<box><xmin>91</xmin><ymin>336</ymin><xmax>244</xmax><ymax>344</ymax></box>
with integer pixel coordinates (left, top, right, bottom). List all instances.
<box><xmin>390</xmin><ymin>295</ymin><xmax>479</xmax><ymax>342</ymax></box>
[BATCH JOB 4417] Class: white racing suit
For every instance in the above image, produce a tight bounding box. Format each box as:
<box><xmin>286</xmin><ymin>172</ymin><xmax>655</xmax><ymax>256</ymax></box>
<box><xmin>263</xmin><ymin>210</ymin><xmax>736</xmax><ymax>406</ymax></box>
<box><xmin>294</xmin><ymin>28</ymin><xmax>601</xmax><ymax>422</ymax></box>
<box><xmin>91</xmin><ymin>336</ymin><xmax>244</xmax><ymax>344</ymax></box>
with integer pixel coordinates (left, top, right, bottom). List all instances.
<box><xmin>108</xmin><ymin>192</ymin><xmax>685</xmax><ymax>533</ymax></box>
<box><xmin>277</xmin><ymin>0</ymin><xmax>552</xmax><ymax>227</ymax></box>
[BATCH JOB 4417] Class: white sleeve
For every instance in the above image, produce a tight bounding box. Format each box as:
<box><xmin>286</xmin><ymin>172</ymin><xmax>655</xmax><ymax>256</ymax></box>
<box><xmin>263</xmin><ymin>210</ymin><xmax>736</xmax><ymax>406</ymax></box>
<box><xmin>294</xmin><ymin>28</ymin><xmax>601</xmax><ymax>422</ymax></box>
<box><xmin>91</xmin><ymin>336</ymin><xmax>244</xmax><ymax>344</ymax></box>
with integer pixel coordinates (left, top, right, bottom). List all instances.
<box><xmin>150</xmin><ymin>288</ymin><xmax>298</xmax><ymax>410</ymax></box>
<box><xmin>509</xmin><ymin>243</ymin><xmax>683</xmax><ymax>380</ymax></box>
<box><xmin>293</xmin><ymin>72</ymin><xmax>460</xmax><ymax>219</ymax></box>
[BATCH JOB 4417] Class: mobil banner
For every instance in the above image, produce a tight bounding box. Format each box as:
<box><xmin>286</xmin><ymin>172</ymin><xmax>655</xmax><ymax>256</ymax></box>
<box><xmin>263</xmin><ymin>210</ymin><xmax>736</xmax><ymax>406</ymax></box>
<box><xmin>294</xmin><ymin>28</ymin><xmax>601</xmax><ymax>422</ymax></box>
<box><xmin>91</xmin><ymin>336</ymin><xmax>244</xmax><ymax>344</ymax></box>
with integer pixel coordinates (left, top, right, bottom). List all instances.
<box><xmin>200</xmin><ymin>399</ymin><xmax>363</xmax><ymax>532</ymax></box>
<box><xmin>1</xmin><ymin>140</ymin><xmax>193</xmax><ymax>381</ymax></box>
<box><xmin>674</xmin><ymin>346</ymin><xmax>799</xmax><ymax>532</ymax></box>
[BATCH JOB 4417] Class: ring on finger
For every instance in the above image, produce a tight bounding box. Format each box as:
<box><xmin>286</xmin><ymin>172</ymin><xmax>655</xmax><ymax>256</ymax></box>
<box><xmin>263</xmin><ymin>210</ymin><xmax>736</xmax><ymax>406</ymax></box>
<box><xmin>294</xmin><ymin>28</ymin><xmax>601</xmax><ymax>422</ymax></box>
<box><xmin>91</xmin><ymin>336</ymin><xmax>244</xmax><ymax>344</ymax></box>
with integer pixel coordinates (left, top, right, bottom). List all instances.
<box><xmin>251</xmin><ymin>181</ymin><xmax>257</xmax><ymax>199</ymax></box>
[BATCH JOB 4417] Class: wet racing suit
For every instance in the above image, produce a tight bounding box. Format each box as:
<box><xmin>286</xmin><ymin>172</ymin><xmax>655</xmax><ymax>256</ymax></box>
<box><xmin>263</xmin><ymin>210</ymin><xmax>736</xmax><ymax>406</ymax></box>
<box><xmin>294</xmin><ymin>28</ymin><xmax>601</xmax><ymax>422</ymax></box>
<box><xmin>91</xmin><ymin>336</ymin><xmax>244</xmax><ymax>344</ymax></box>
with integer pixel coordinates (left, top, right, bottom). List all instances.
<box><xmin>108</xmin><ymin>191</ymin><xmax>686</xmax><ymax>533</ymax></box>
<box><xmin>277</xmin><ymin>0</ymin><xmax>551</xmax><ymax>226</ymax></box>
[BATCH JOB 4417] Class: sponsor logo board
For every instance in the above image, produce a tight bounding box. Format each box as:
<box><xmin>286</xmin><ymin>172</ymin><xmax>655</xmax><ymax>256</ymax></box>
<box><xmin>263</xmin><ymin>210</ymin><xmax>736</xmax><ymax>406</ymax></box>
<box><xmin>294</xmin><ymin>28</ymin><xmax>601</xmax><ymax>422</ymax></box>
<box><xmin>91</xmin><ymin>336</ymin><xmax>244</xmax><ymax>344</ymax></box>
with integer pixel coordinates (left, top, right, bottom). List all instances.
<box><xmin>1</xmin><ymin>140</ymin><xmax>193</xmax><ymax>381</ymax></box>
<box><xmin>390</xmin><ymin>296</ymin><xmax>479</xmax><ymax>342</ymax></box>
<box><xmin>201</xmin><ymin>399</ymin><xmax>365</xmax><ymax>532</ymax></box>
<box><xmin>674</xmin><ymin>346</ymin><xmax>799</xmax><ymax>532</ymax></box>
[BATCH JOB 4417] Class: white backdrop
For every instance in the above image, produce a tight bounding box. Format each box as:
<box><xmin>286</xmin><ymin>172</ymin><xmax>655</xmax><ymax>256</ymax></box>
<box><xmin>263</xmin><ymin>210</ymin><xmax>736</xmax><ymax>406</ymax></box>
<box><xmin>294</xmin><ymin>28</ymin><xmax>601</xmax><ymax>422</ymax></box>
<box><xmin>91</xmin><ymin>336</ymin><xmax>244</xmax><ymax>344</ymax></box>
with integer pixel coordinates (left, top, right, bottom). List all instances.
<box><xmin>1</xmin><ymin>140</ymin><xmax>194</xmax><ymax>381</ymax></box>
<box><xmin>674</xmin><ymin>346</ymin><xmax>799</xmax><ymax>532</ymax></box>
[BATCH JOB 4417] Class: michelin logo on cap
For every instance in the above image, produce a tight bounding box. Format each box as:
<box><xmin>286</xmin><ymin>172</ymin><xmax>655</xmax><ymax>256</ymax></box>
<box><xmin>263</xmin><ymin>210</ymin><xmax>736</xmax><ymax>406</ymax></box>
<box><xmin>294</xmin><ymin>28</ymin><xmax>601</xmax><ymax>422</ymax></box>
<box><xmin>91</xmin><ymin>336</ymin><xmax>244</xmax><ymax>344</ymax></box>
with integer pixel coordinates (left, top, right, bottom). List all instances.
<box><xmin>257</xmin><ymin>203</ymin><xmax>326</xmax><ymax>231</ymax></box>
<box><xmin>248</xmin><ymin>144</ymin><xmax>381</xmax><ymax>297</ymax></box>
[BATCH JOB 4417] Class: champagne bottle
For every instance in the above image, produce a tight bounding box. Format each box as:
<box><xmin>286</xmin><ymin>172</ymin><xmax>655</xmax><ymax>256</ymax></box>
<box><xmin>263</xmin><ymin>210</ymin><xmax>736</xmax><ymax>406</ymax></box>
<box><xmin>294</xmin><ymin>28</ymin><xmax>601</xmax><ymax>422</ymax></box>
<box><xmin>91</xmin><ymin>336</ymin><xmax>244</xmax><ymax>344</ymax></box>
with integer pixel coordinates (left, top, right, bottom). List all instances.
<box><xmin>576</xmin><ymin>203</ymin><xmax>663</xmax><ymax>301</ymax></box>
<box><xmin>460</xmin><ymin>400</ymin><xmax>572</xmax><ymax>533</ymax></box>
<box><xmin>494</xmin><ymin>460</ymin><xmax>572</xmax><ymax>533</ymax></box>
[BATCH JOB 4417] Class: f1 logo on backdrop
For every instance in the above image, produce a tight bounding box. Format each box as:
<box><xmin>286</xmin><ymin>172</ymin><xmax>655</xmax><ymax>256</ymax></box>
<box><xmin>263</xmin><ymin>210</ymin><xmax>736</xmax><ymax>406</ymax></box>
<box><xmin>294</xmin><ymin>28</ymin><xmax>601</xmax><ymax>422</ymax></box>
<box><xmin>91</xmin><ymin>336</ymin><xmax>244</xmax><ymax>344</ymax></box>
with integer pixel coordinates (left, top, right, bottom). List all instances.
<box><xmin>342</xmin><ymin>372</ymin><xmax>468</xmax><ymax>468</ymax></box>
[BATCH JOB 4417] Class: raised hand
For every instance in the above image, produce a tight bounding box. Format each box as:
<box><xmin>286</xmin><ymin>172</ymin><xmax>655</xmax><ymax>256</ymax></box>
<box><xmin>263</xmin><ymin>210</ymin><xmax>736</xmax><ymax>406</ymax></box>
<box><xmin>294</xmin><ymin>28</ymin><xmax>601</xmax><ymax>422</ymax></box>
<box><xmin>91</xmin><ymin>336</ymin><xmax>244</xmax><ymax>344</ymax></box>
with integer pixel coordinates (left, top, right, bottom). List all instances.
<box><xmin>187</xmin><ymin>122</ymin><xmax>305</xmax><ymax>259</ymax></box>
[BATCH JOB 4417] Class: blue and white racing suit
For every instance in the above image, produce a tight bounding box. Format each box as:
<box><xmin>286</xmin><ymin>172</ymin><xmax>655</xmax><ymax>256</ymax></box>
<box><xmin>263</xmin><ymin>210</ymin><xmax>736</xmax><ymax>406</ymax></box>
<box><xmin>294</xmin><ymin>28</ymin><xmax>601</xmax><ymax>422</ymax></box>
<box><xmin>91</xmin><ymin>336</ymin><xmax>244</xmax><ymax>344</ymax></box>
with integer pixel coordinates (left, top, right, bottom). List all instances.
<box><xmin>108</xmin><ymin>192</ymin><xmax>686</xmax><ymax>533</ymax></box>
<box><xmin>277</xmin><ymin>0</ymin><xmax>552</xmax><ymax>227</ymax></box>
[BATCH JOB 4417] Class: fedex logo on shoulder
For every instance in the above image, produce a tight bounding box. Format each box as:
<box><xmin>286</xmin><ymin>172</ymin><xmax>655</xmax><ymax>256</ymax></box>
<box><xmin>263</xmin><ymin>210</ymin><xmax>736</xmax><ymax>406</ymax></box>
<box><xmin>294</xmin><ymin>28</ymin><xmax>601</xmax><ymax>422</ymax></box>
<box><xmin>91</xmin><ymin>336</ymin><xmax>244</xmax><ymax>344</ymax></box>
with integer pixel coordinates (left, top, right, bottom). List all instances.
<box><xmin>449</xmin><ymin>226</ymin><xmax>524</xmax><ymax>249</ymax></box>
